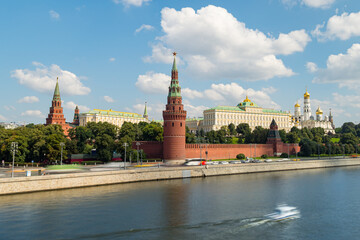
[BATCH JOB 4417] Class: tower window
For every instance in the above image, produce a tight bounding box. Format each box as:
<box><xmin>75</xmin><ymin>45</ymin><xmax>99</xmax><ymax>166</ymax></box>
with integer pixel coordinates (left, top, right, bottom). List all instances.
<box><xmin>173</xmin><ymin>107</ymin><xmax>175</xmax><ymax>111</ymax></box>
<box><xmin>172</xmin><ymin>122</ymin><xmax>174</xmax><ymax>127</ymax></box>
<box><xmin>179</xmin><ymin>107</ymin><xmax>181</xmax><ymax>110</ymax></box>
<box><xmin>180</xmin><ymin>123</ymin><xmax>182</xmax><ymax>127</ymax></box>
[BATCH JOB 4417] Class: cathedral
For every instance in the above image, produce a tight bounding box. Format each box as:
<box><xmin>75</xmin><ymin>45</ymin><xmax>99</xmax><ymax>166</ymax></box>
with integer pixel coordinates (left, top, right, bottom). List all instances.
<box><xmin>291</xmin><ymin>89</ymin><xmax>335</xmax><ymax>134</ymax></box>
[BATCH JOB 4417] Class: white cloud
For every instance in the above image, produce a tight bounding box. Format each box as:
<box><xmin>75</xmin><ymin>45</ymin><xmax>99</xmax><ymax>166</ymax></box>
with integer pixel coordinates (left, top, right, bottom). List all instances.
<box><xmin>21</xmin><ymin>110</ymin><xmax>45</xmax><ymax>118</ymax></box>
<box><xmin>183</xmin><ymin>100</ymin><xmax>208</xmax><ymax>118</ymax></box>
<box><xmin>143</xmin><ymin>44</ymin><xmax>174</xmax><ymax>64</ymax></box>
<box><xmin>4</xmin><ymin>106</ymin><xmax>16</xmax><ymax>111</ymax></box>
<box><xmin>146</xmin><ymin>5</ymin><xmax>310</xmax><ymax>81</ymax></box>
<box><xmin>63</xmin><ymin>101</ymin><xmax>90</xmax><ymax>112</ymax></box>
<box><xmin>332</xmin><ymin>93</ymin><xmax>360</xmax><ymax>108</ymax></box>
<box><xmin>113</xmin><ymin>0</ymin><xmax>151</xmax><ymax>7</ymax></box>
<box><xmin>182</xmin><ymin>88</ymin><xmax>204</xmax><ymax>99</ymax></box>
<box><xmin>312</xmin><ymin>44</ymin><xmax>360</xmax><ymax>89</ymax></box>
<box><xmin>135</xmin><ymin>72</ymin><xmax>169</xmax><ymax>94</ymax></box>
<box><xmin>11</xmin><ymin>62</ymin><xmax>91</xmax><ymax>96</ymax></box>
<box><xmin>109</xmin><ymin>57</ymin><xmax>116</xmax><ymax>62</ymax></box>
<box><xmin>49</xmin><ymin>10</ymin><xmax>60</xmax><ymax>20</ymax></box>
<box><xmin>306</xmin><ymin>62</ymin><xmax>318</xmax><ymax>73</ymax></box>
<box><xmin>104</xmin><ymin>96</ymin><xmax>115</xmax><ymax>103</ymax></box>
<box><xmin>18</xmin><ymin>96</ymin><xmax>39</xmax><ymax>104</ymax></box>
<box><xmin>0</xmin><ymin>115</ymin><xmax>7</xmax><ymax>121</ymax></box>
<box><xmin>135</xmin><ymin>24</ymin><xmax>154</xmax><ymax>33</ymax></box>
<box><xmin>261</xmin><ymin>87</ymin><xmax>277</xmax><ymax>94</ymax></box>
<box><xmin>312</xmin><ymin>11</ymin><xmax>360</xmax><ymax>41</ymax></box>
<box><xmin>301</xmin><ymin>0</ymin><xmax>335</xmax><ymax>9</ymax></box>
<box><xmin>281</xmin><ymin>0</ymin><xmax>335</xmax><ymax>9</ymax></box>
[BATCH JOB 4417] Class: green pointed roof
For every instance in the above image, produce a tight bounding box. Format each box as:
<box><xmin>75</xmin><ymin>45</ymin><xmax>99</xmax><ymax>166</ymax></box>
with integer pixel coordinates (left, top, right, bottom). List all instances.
<box><xmin>53</xmin><ymin>77</ymin><xmax>61</xmax><ymax>101</ymax></box>
<box><xmin>168</xmin><ymin>53</ymin><xmax>182</xmax><ymax>97</ymax></box>
<box><xmin>143</xmin><ymin>102</ymin><xmax>148</xmax><ymax>118</ymax></box>
<box><xmin>172</xmin><ymin>53</ymin><xmax>177</xmax><ymax>71</ymax></box>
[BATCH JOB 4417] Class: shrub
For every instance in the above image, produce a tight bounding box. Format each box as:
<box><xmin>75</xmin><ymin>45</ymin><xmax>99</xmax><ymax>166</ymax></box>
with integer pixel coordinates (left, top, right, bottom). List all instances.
<box><xmin>236</xmin><ymin>153</ymin><xmax>245</xmax><ymax>159</ymax></box>
<box><xmin>261</xmin><ymin>154</ymin><xmax>268</xmax><ymax>159</ymax></box>
<box><xmin>280</xmin><ymin>153</ymin><xmax>289</xmax><ymax>158</ymax></box>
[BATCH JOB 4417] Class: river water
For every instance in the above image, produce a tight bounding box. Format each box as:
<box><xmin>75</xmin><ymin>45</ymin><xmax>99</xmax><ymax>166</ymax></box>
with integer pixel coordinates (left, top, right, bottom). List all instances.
<box><xmin>1</xmin><ymin>166</ymin><xmax>360</xmax><ymax>240</ymax></box>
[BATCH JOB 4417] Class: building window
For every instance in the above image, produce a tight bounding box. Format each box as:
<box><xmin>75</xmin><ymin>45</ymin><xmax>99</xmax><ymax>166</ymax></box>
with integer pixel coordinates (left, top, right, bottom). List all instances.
<box><xmin>172</xmin><ymin>122</ymin><xmax>174</xmax><ymax>127</ymax></box>
<box><xmin>180</xmin><ymin>123</ymin><xmax>182</xmax><ymax>127</ymax></box>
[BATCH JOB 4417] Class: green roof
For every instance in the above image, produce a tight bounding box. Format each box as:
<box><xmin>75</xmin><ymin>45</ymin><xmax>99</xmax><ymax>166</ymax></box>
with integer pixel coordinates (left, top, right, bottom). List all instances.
<box><xmin>168</xmin><ymin>54</ymin><xmax>182</xmax><ymax>97</ymax></box>
<box><xmin>85</xmin><ymin>109</ymin><xmax>144</xmax><ymax>118</ymax></box>
<box><xmin>207</xmin><ymin>106</ymin><xmax>245</xmax><ymax>111</ymax></box>
<box><xmin>237</xmin><ymin>101</ymin><xmax>260</xmax><ymax>108</ymax></box>
<box><xmin>262</xmin><ymin>109</ymin><xmax>287</xmax><ymax>114</ymax></box>
<box><xmin>186</xmin><ymin>117</ymin><xmax>204</xmax><ymax>121</ymax></box>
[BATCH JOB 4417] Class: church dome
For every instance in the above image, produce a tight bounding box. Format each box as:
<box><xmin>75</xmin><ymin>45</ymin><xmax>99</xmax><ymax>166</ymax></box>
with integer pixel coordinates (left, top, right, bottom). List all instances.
<box><xmin>294</xmin><ymin>103</ymin><xmax>300</xmax><ymax>108</ymax></box>
<box><xmin>304</xmin><ymin>90</ymin><xmax>310</xmax><ymax>99</ymax></box>
<box><xmin>316</xmin><ymin>106</ymin><xmax>323</xmax><ymax>115</ymax></box>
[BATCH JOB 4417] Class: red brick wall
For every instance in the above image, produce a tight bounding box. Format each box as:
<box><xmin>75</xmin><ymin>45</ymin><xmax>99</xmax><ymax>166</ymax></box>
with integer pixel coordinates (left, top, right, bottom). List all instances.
<box><xmin>132</xmin><ymin>141</ymin><xmax>163</xmax><ymax>159</ymax></box>
<box><xmin>133</xmin><ymin>141</ymin><xmax>300</xmax><ymax>160</ymax></box>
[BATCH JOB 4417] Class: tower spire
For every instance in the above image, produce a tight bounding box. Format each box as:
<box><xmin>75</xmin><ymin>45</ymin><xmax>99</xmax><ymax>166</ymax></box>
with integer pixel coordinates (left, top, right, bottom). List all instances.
<box><xmin>143</xmin><ymin>102</ymin><xmax>148</xmax><ymax>119</ymax></box>
<box><xmin>172</xmin><ymin>52</ymin><xmax>177</xmax><ymax>71</ymax></box>
<box><xmin>168</xmin><ymin>52</ymin><xmax>181</xmax><ymax>98</ymax></box>
<box><xmin>53</xmin><ymin>77</ymin><xmax>61</xmax><ymax>101</ymax></box>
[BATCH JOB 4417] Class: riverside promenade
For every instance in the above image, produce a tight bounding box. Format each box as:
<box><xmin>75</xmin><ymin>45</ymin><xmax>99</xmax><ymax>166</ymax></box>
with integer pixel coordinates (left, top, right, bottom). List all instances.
<box><xmin>1</xmin><ymin>158</ymin><xmax>360</xmax><ymax>195</ymax></box>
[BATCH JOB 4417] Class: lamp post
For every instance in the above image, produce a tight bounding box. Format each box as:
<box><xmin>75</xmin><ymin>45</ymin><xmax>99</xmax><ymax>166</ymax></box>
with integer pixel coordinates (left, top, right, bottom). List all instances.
<box><xmin>11</xmin><ymin>142</ymin><xmax>18</xmax><ymax>178</ymax></box>
<box><xmin>287</xmin><ymin>143</ymin><xmax>290</xmax><ymax>158</ymax></box>
<box><xmin>136</xmin><ymin>142</ymin><xmax>141</xmax><ymax>165</ymax></box>
<box><xmin>317</xmin><ymin>143</ymin><xmax>320</xmax><ymax>160</ymax></box>
<box><xmin>123</xmin><ymin>142</ymin><xmax>128</xmax><ymax>170</ymax></box>
<box><xmin>328</xmin><ymin>144</ymin><xmax>331</xmax><ymax>160</ymax></box>
<box><xmin>60</xmin><ymin>142</ymin><xmax>65</xmax><ymax>165</ymax></box>
<box><xmin>200</xmin><ymin>143</ymin><xmax>202</xmax><ymax>160</ymax></box>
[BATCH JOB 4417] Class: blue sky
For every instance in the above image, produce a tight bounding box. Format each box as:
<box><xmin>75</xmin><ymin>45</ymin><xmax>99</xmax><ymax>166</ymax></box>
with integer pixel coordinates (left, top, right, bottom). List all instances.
<box><xmin>1</xmin><ymin>0</ymin><xmax>360</xmax><ymax>127</ymax></box>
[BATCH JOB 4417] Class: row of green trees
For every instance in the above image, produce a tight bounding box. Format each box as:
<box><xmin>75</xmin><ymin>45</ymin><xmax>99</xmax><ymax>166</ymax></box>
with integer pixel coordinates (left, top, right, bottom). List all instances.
<box><xmin>0</xmin><ymin>121</ymin><xmax>163</xmax><ymax>163</ymax></box>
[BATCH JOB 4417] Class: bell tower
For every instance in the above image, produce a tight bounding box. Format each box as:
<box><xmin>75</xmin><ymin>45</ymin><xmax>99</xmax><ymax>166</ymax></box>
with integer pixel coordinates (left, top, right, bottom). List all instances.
<box><xmin>162</xmin><ymin>52</ymin><xmax>187</xmax><ymax>165</ymax></box>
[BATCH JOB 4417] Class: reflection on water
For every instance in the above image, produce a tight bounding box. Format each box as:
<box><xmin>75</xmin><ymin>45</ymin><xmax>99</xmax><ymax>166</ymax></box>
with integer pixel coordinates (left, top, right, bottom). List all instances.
<box><xmin>1</xmin><ymin>166</ymin><xmax>360</xmax><ymax>240</ymax></box>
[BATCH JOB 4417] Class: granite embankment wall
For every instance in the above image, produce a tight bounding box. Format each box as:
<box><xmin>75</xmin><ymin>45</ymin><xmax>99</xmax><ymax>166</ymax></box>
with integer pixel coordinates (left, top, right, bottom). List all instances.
<box><xmin>1</xmin><ymin>159</ymin><xmax>359</xmax><ymax>195</ymax></box>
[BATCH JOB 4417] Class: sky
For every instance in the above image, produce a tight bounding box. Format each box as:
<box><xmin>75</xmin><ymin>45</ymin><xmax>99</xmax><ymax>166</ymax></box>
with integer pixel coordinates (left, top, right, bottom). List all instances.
<box><xmin>1</xmin><ymin>0</ymin><xmax>360</xmax><ymax>127</ymax></box>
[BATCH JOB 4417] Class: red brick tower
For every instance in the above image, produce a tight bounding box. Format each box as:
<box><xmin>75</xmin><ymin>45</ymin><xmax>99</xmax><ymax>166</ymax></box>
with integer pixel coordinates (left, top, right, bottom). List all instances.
<box><xmin>163</xmin><ymin>52</ymin><xmax>187</xmax><ymax>165</ymax></box>
<box><xmin>266</xmin><ymin>119</ymin><xmax>283</xmax><ymax>156</ymax></box>
<box><xmin>46</xmin><ymin>78</ymin><xmax>70</xmax><ymax>135</ymax></box>
<box><xmin>73</xmin><ymin>106</ymin><xmax>80</xmax><ymax>125</ymax></box>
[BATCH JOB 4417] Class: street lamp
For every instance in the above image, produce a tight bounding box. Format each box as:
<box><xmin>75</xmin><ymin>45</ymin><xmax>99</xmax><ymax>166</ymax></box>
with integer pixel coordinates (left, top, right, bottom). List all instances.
<box><xmin>11</xmin><ymin>142</ymin><xmax>18</xmax><ymax>178</ymax></box>
<box><xmin>328</xmin><ymin>144</ymin><xmax>331</xmax><ymax>160</ymax></box>
<box><xmin>123</xmin><ymin>142</ymin><xmax>128</xmax><ymax>170</ymax></box>
<box><xmin>200</xmin><ymin>143</ymin><xmax>202</xmax><ymax>160</ymax></box>
<box><xmin>136</xmin><ymin>142</ymin><xmax>141</xmax><ymax>165</ymax></box>
<box><xmin>60</xmin><ymin>142</ymin><xmax>65</xmax><ymax>165</ymax></box>
<box><xmin>317</xmin><ymin>143</ymin><xmax>320</xmax><ymax>160</ymax></box>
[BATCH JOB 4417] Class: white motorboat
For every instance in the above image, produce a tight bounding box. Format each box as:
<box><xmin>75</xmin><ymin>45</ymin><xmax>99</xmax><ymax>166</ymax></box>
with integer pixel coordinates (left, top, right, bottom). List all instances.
<box><xmin>265</xmin><ymin>204</ymin><xmax>300</xmax><ymax>221</ymax></box>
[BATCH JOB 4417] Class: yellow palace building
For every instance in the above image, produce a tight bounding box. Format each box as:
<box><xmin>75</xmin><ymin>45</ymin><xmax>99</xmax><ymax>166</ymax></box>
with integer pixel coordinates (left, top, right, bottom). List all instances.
<box><xmin>189</xmin><ymin>96</ymin><xmax>292</xmax><ymax>133</ymax></box>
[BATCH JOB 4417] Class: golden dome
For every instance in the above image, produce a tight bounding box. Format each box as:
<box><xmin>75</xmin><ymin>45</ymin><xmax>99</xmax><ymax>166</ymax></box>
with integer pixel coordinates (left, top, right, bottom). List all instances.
<box><xmin>294</xmin><ymin>103</ymin><xmax>300</xmax><ymax>108</ymax></box>
<box><xmin>316</xmin><ymin>106</ymin><xmax>323</xmax><ymax>115</ymax></box>
<box><xmin>243</xmin><ymin>95</ymin><xmax>251</xmax><ymax>102</ymax></box>
<box><xmin>304</xmin><ymin>90</ymin><xmax>310</xmax><ymax>99</ymax></box>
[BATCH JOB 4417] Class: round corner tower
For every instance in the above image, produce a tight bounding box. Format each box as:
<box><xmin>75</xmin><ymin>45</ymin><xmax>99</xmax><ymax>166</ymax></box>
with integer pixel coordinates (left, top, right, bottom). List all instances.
<box><xmin>163</xmin><ymin>52</ymin><xmax>187</xmax><ymax>165</ymax></box>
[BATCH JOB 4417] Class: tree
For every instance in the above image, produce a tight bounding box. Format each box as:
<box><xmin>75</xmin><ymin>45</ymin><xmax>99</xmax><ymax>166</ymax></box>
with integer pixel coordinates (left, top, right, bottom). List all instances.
<box><xmin>340</xmin><ymin>133</ymin><xmax>359</xmax><ymax>145</ymax></box>
<box><xmin>142</xmin><ymin>122</ymin><xmax>163</xmax><ymax>142</ymax></box>
<box><xmin>186</xmin><ymin>126</ymin><xmax>196</xmax><ymax>143</ymax></box>
<box><xmin>95</xmin><ymin>134</ymin><xmax>114</xmax><ymax>162</ymax></box>
<box><xmin>228</xmin><ymin>123</ymin><xmax>236</xmax><ymax>136</ymax></box>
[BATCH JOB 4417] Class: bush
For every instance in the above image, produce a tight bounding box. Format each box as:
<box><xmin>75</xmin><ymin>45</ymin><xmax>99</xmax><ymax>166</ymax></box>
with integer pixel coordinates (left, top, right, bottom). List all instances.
<box><xmin>261</xmin><ymin>154</ymin><xmax>268</xmax><ymax>159</ymax></box>
<box><xmin>280</xmin><ymin>153</ymin><xmax>288</xmax><ymax>158</ymax></box>
<box><xmin>236</xmin><ymin>153</ymin><xmax>245</xmax><ymax>159</ymax></box>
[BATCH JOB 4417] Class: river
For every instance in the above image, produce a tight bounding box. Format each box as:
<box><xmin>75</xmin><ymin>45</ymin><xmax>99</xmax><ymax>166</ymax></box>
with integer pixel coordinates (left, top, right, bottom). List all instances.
<box><xmin>1</xmin><ymin>166</ymin><xmax>360</xmax><ymax>240</ymax></box>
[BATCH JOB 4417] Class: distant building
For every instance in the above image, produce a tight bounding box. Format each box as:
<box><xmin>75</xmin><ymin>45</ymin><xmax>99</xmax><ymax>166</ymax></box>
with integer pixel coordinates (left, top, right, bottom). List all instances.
<box><xmin>0</xmin><ymin>122</ymin><xmax>24</xmax><ymax>129</ymax></box>
<box><xmin>291</xmin><ymin>89</ymin><xmax>335</xmax><ymax>134</ymax></box>
<box><xmin>79</xmin><ymin>106</ymin><xmax>150</xmax><ymax>128</ymax></box>
<box><xmin>186</xmin><ymin>117</ymin><xmax>203</xmax><ymax>133</ymax></box>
